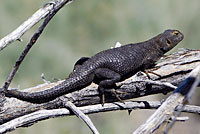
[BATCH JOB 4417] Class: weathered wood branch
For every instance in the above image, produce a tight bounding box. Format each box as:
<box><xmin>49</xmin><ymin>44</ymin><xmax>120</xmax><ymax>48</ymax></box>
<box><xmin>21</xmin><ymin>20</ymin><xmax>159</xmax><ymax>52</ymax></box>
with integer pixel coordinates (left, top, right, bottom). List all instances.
<box><xmin>133</xmin><ymin>93</ymin><xmax>185</xmax><ymax>134</ymax></box>
<box><xmin>1</xmin><ymin>100</ymin><xmax>200</xmax><ymax>134</ymax></box>
<box><xmin>0</xmin><ymin>49</ymin><xmax>199</xmax><ymax>127</ymax></box>
<box><xmin>0</xmin><ymin>0</ymin><xmax>73</xmax><ymax>51</ymax></box>
<box><xmin>133</xmin><ymin>64</ymin><xmax>200</xmax><ymax>134</ymax></box>
<box><xmin>64</xmin><ymin>100</ymin><xmax>100</xmax><ymax>134</ymax></box>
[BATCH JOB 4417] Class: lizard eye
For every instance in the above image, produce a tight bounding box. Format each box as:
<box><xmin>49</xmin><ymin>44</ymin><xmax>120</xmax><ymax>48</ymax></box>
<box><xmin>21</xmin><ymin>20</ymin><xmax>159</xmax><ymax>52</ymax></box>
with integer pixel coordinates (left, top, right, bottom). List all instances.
<box><xmin>172</xmin><ymin>30</ymin><xmax>179</xmax><ymax>35</ymax></box>
<box><xmin>166</xmin><ymin>39</ymin><xmax>171</xmax><ymax>45</ymax></box>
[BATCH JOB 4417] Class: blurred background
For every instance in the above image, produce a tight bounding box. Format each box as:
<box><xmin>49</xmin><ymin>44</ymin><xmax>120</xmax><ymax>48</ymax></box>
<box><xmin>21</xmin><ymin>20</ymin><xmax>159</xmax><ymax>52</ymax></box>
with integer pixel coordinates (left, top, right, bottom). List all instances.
<box><xmin>0</xmin><ymin>0</ymin><xmax>200</xmax><ymax>133</ymax></box>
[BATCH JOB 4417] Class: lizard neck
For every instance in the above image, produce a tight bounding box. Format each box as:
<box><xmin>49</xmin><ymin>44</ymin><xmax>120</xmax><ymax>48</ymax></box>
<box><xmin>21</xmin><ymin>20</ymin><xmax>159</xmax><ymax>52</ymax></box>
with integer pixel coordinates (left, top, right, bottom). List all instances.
<box><xmin>149</xmin><ymin>34</ymin><xmax>167</xmax><ymax>55</ymax></box>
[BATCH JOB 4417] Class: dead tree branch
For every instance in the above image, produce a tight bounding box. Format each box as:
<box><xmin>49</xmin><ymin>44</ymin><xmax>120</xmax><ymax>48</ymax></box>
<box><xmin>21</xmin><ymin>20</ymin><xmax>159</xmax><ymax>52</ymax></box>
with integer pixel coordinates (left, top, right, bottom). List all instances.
<box><xmin>0</xmin><ymin>0</ymin><xmax>73</xmax><ymax>51</ymax></box>
<box><xmin>164</xmin><ymin>64</ymin><xmax>200</xmax><ymax>133</ymax></box>
<box><xmin>1</xmin><ymin>100</ymin><xmax>200</xmax><ymax>134</ymax></box>
<box><xmin>133</xmin><ymin>64</ymin><xmax>200</xmax><ymax>134</ymax></box>
<box><xmin>64</xmin><ymin>100</ymin><xmax>100</xmax><ymax>134</ymax></box>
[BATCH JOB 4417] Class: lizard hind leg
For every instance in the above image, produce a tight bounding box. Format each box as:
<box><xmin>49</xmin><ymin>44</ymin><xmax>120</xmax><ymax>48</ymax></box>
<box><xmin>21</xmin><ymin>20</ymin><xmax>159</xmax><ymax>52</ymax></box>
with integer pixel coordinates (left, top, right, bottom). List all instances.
<box><xmin>94</xmin><ymin>68</ymin><xmax>122</xmax><ymax>105</ymax></box>
<box><xmin>68</xmin><ymin>57</ymin><xmax>90</xmax><ymax>77</ymax></box>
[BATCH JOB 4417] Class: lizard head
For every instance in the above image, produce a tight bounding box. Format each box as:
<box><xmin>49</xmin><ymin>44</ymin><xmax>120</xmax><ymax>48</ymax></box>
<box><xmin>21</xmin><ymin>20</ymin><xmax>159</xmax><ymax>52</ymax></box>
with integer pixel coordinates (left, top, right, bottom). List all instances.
<box><xmin>158</xmin><ymin>29</ymin><xmax>184</xmax><ymax>53</ymax></box>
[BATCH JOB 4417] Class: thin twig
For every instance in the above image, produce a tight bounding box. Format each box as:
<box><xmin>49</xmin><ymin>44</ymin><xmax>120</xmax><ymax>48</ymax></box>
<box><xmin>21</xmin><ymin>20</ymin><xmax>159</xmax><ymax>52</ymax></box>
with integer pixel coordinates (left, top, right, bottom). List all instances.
<box><xmin>170</xmin><ymin>116</ymin><xmax>189</xmax><ymax>122</ymax></box>
<box><xmin>2</xmin><ymin>0</ymin><xmax>73</xmax><ymax>91</ymax></box>
<box><xmin>64</xmin><ymin>100</ymin><xmax>100</xmax><ymax>134</ymax></box>
<box><xmin>0</xmin><ymin>1</ymin><xmax>53</xmax><ymax>51</ymax></box>
<box><xmin>133</xmin><ymin>79</ymin><xmax>177</xmax><ymax>89</ymax></box>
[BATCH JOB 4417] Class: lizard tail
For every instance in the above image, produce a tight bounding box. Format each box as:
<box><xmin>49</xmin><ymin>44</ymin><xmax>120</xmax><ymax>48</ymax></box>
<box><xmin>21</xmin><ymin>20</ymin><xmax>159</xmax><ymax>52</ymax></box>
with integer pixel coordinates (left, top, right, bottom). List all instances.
<box><xmin>5</xmin><ymin>74</ymin><xmax>94</xmax><ymax>103</ymax></box>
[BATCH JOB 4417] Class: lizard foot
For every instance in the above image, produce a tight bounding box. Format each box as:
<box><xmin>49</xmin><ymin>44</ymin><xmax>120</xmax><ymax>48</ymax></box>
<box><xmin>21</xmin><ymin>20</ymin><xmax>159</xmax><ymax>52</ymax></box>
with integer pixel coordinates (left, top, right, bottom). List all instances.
<box><xmin>98</xmin><ymin>89</ymin><xmax>107</xmax><ymax>106</ymax></box>
<box><xmin>111</xmin><ymin>89</ymin><xmax>125</xmax><ymax>104</ymax></box>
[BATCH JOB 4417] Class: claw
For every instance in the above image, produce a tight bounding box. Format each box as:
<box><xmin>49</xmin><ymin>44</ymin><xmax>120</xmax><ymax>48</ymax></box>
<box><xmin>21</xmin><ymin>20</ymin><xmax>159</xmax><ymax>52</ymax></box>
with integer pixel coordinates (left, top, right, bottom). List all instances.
<box><xmin>144</xmin><ymin>70</ymin><xmax>162</xmax><ymax>79</ymax></box>
<box><xmin>111</xmin><ymin>89</ymin><xmax>125</xmax><ymax>104</ymax></box>
<box><xmin>148</xmin><ymin>71</ymin><xmax>162</xmax><ymax>77</ymax></box>
<box><xmin>99</xmin><ymin>87</ymin><xmax>127</xmax><ymax>106</ymax></box>
<box><xmin>144</xmin><ymin>70</ymin><xmax>151</xmax><ymax>79</ymax></box>
<box><xmin>101</xmin><ymin>93</ymin><xmax>105</xmax><ymax>106</ymax></box>
<box><xmin>98</xmin><ymin>87</ymin><xmax>105</xmax><ymax>106</ymax></box>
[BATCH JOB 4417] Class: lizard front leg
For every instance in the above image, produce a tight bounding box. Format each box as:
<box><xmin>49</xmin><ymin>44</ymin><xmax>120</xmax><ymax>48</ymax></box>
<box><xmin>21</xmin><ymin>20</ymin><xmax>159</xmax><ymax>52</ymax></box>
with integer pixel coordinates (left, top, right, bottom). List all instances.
<box><xmin>94</xmin><ymin>68</ymin><xmax>121</xmax><ymax>105</ymax></box>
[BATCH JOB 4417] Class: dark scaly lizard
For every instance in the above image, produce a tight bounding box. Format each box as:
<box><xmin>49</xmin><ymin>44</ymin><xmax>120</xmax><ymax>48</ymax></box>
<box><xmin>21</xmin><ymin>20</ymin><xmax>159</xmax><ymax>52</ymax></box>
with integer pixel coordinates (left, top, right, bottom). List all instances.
<box><xmin>4</xmin><ymin>29</ymin><xmax>184</xmax><ymax>104</ymax></box>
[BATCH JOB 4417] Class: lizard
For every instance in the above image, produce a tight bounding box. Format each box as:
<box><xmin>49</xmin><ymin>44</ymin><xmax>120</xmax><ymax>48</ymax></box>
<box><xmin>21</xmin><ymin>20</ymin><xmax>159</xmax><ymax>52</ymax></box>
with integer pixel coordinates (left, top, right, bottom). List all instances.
<box><xmin>4</xmin><ymin>29</ymin><xmax>184</xmax><ymax>104</ymax></box>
